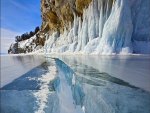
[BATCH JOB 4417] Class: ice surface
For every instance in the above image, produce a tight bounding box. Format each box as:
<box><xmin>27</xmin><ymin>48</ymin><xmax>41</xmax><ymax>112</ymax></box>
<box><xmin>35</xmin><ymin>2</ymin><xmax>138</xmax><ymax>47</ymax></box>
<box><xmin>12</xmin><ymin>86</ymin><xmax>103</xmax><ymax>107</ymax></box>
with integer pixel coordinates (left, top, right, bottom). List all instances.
<box><xmin>0</xmin><ymin>54</ymin><xmax>45</xmax><ymax>87</ymax></box>
<box><xmin>44</xmin><ymin>0</ymin><xmax>150</xmax><ymax>54</ymax></box>
<box><xmin>1</xmin><ymin>57</ymin><xmax>150</xmax><ymax>113</ymax></box>
<box><xmin>57</xmin><ymin>55</ymin><xmax>150</xmax><ymax>92</ymax></box>
<box><xmin>33</xmin><ymin>60</ymin><xmax>57</xmax><ymax>113</ymax></box>
<box><xmin>1</xmin><ymin>61</ymin><xmax>59</xmax><ymax>113</ymax></box>
<box><xmin>55</xmin><ymin>59</ymin><xmax>84</xmax><ymax>113</ymax></box>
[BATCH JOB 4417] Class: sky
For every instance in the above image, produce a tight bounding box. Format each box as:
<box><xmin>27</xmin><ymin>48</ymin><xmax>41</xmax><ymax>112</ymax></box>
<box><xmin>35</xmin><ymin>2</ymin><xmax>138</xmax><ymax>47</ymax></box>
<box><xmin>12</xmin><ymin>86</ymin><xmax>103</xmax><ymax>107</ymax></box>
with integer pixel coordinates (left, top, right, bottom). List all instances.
<box><xmin>0</xmin><ymin>0</ymin><xmax>41</xmax><ymax>54</ymax></box>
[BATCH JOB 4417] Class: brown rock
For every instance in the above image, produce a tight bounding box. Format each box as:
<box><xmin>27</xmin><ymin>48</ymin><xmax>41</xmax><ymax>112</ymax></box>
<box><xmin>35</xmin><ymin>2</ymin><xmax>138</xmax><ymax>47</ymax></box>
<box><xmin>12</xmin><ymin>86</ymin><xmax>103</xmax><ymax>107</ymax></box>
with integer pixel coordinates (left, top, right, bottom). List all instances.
<box><xmin>40</xmin><ymin>0</ymin><xmax>93</xmax><ymax>34</ymax></box>
<box><xmin>75</xmin><ymin>0</ymin><xmax>92</xmax><ymax>14</ymax></box>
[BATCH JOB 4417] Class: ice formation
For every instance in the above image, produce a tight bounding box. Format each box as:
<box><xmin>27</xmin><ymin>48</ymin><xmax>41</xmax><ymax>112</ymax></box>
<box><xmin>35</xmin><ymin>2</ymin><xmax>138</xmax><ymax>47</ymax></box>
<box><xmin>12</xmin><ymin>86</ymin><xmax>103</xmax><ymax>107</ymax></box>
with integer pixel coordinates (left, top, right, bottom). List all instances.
<box><xmin>33</xmin><ymin>64</ymin><xmax>57</xmax><ymax>113</ymax></box>
<box><xmin>44</xmin><ymin>0</ymin><xmax>150</xmax><ymax>54</ymax></box>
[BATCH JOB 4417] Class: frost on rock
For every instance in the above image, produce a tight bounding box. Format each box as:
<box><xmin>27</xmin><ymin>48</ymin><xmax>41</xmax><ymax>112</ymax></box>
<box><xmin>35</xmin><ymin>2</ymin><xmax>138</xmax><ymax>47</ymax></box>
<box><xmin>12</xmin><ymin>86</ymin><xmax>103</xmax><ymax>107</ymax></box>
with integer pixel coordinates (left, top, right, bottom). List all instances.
<box><xmin>44</xmin><ymin>0</ymin><xmax>150</xmax><ymax>55</ymax></box>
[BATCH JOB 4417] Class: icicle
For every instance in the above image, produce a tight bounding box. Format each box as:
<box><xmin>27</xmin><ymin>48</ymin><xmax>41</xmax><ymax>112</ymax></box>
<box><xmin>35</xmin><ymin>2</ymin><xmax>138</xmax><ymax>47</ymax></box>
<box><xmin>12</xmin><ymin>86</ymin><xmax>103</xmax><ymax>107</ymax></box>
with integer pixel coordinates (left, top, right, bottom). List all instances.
<box><xmin>73</xmin><ymin>13</ymin><xmax>79</xmax><ymax>37</ymax></box>
<box><xmin>76</xmin><ymin>17</ymin><xmax>82</xmax><ymax>51</ymax></box>
<box><xmin>78</xmin><ymin>17</ymin><xmax>82</xmax><ymax>36</ymax></box>
<box><xmin>88</xmin><ymin>3</ymin><xmax>96</xmax><ymax>41</ymax></box>
<box><xmin>99</xmin><ymin>0</ymin><xmax>104</xmax><ymax>39</ymax></box>
<box><xmin>106</xmin><ymin>0</ymin><xmax>110</xmax><ymax>19</ymax></box>
<box><xmin>93</xmin><ymin>0</ymin><xmax>100</xmax><ymax>37</ymax></box>
<box><xmin>82</xmin><ymin>19</ymin><xmax>88</xmax><ymax>50</ymax></box>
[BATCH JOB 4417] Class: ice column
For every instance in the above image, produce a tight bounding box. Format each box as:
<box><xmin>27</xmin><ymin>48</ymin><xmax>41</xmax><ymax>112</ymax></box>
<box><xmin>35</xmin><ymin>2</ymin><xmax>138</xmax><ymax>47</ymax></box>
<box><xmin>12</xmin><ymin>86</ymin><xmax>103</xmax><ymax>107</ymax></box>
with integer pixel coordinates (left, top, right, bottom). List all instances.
<box><xmin>97</xmin><ymin>0</ymin><xmax>133</xmax><ymax>54</ymax></box>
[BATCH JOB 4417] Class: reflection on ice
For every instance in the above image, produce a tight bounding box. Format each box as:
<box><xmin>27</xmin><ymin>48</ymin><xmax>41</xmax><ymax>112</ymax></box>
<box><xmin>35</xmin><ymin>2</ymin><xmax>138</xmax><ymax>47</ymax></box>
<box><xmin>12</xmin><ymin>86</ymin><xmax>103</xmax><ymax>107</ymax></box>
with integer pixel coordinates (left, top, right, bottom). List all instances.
<box><xmin>57</xmin><ymin>55</ymin><xmax>150</xmax><ymax>91</ymax></box>
<box><xmin>1</xmin><ymin>56</ymin><xmax>150</xmax><ymax>113</ymax></box>
<box><xmin>1</xmin><ymin>55</ymin><xmax>45</xmax><ymax>87</ymax></box>
<box><xmin>1</xmin><ymin>62</ymin><xmax>49</xmax><ymax>90</ymax></box>
<box><xmin>73</xmin><ymin>64</ymin><xmax>137</xmax><ymax>89</ymax></box>
<box><xmin>56</xmin><ymin>55</ymin><xmax>150</xmax><ymax>113</ymax></box>
<box><xmin>55</xmin><ymin>59</ymin><xmax>85</xmax><ymax>113</ymax></box>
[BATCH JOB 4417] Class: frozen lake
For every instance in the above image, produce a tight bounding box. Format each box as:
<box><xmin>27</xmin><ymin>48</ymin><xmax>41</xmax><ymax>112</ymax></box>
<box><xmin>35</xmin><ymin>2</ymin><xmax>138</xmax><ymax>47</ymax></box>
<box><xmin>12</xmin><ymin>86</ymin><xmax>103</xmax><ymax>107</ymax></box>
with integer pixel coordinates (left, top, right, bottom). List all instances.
<box><xmin>1</xmin><ymin>55</ymin><xmax>150</xmax><ymax>113</ymax></box>
<box><xmin>57</xmin><ymin>55</ymin><xmax>150</xmax><ymax>92</ymax></box>
<box><xmin>0</xmin><ymin>54</ymin><xmax>45</xmax><ymax>87</ymax></box>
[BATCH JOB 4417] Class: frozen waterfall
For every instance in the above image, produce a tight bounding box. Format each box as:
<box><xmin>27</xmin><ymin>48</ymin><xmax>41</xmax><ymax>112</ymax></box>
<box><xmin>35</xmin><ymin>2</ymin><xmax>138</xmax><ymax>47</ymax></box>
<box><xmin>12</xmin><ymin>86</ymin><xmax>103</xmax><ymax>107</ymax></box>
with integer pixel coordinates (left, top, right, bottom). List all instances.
<box><xmin>44</xmin><ymin>0</ymin><xmax>150</xmax><ymax>54</ymax></box>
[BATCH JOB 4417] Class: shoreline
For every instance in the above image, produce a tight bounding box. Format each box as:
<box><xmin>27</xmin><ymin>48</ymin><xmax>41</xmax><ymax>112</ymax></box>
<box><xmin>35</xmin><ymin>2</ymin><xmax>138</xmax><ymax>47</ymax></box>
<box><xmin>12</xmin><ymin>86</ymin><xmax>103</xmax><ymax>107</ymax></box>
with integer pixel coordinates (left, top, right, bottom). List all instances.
<box><xmin>1</xmin><ymin>51</ymin><xmax>150</xmax><ymax>57</ymax></box>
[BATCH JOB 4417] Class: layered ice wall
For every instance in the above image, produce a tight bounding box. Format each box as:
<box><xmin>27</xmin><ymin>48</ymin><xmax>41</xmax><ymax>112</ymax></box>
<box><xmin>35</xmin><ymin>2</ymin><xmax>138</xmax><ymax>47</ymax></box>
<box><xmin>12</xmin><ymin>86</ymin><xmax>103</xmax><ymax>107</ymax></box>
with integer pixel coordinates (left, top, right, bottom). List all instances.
<box><xmin>96</xmin><ymin>0</ymin><xmax>133</xmax><ymax>54</ymax></box>
<box><xmin>130</xmin><ymin>0</ymin><xmax>150</xmax><ymax>54</ymax></box>
<box><xmin>44</xmin><ymin>0</ymin><xmax>150</xmax><ymax>54</ymax></box>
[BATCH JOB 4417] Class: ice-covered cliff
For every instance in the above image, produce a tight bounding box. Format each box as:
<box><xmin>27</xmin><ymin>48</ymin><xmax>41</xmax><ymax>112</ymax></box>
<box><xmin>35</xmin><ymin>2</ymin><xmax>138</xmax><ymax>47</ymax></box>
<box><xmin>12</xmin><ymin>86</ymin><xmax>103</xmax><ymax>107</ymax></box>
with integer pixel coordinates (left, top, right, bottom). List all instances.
<box><xmin>8</xmin><ymin>35</ymin><xmax>45</xmax><ymax>54</ymax></box>
<box><xmin>42</xmin><ymin>0</ymin><xmax>150</xmax><ymax>54</ymax></box>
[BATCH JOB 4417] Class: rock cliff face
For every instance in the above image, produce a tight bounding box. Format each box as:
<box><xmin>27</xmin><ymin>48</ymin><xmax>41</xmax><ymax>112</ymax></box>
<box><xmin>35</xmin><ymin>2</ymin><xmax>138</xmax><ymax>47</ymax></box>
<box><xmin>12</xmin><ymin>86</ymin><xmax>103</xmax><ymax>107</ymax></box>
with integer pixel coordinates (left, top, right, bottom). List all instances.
<box><xmin>41</xmin><ymin>0</ymin><xmax>94</xmax><ymax>34</ymax></box>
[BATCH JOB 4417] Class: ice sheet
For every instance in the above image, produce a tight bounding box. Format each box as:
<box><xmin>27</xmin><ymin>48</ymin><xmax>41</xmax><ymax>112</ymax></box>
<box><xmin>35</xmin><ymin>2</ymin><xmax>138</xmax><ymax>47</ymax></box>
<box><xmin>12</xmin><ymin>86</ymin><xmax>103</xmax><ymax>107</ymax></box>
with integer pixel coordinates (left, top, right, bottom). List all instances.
<box><xmin>0</xmin><ymin>54</ymin><xmax>45</xmax><ymax>87</ymax></box>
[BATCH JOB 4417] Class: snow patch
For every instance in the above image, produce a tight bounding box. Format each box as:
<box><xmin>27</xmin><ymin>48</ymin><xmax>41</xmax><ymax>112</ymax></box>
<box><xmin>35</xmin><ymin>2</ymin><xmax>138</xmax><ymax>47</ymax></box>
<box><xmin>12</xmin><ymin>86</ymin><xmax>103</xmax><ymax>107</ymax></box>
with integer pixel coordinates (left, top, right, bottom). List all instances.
<box><xmin>33</xmin><ymin>65</ymin><xmax>57</xmax><ymax>113</ymax></box>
